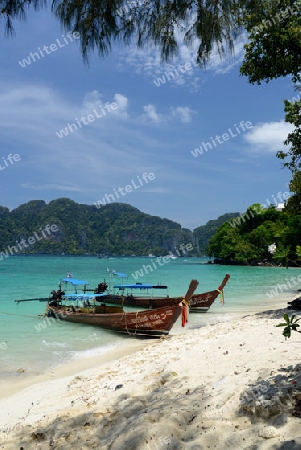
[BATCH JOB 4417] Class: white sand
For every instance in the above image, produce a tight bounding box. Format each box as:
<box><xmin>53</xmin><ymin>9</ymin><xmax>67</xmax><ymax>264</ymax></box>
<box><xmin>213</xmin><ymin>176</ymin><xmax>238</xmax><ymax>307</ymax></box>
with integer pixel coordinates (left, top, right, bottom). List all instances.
<box><xmin>1</xmin><ymin>306</ymin><xmax>301</xmax><ymax>450</ymax></box>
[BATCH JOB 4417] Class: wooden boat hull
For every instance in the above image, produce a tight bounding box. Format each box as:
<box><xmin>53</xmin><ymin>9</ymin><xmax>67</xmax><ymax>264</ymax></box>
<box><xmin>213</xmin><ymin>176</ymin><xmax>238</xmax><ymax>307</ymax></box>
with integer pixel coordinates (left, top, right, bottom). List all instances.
<box><xmin>47</xmin><ymin>303</ymin><xmax>183</xmax><ymax>337</ymax></box>
<box><xmin>99</xmin><ymin>275</ymin><xmax>230</xmax><ymax>312</ymax></box>
<box><xmin>99</xmin><ymin>291</ymin><xmax>217</xmax><ymax>311</ymax></box>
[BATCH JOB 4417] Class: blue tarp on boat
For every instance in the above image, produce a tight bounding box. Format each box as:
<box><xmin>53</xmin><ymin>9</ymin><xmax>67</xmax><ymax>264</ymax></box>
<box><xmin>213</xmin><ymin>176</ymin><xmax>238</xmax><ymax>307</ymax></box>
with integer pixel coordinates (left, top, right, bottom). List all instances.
<box><xmin>61</xmin><ymin>278</ymin><xmax>89</xmax><ymax>285</ymax></box>
<box><xmin>113</xmin><ymin>284</ymin><xmax>168</xmax><ymax>289</ymax></box>
<box><xmin>63</xmin><ymin>293</ymin><xmax>106</xmax><ymax>298</ymax></box>
<box><xmin>111</xmin><ymin>272</ymin><xmax>127</xmax><ymax>278</ymax></box>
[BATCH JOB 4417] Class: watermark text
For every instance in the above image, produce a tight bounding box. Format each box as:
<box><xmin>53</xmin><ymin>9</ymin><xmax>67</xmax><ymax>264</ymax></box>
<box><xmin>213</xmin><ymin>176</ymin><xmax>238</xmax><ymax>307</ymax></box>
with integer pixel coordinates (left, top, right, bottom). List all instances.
<box><xmin>18</xmin><ymin>31</ymin><xmax>80</xmax><ymax>68</ymax></box>
<box><xmin>0</xmin><ymin>153</ymin><xmax>21</xmax><ymax>171</ymax></box>
<box><xmin>131</xmin><ymin>244</ymin><xmax>193</xmax><ymax>280</ymax></box>
<box><xmin>0</xmin><ymin>342</ymin><xmax>7</xmax><ymax>350</ymax></box>
<box><xmin>228</xmin><ymin>191</ymin><xmax>291</xmax><ymax>228</ymax></box>
<box><xmin>266</xmin><ymin>275</ymin><xmax>301</xmax><ymax>299</ymax></box>
<box><xmin>253</xmin><ymin>4</ymin><xmax>300</xmax><ymax>34</ymax></box>
<box><xmin>0</xmin><ymin>223</ymin><xmax>58</xmax><ymax>261</ymax></box>
<box><xmin>191</xmin><ymin>121</ymin><xmax>253</xmax><ymax>157</ymax></box>
<box><xmin>56</xmin><ymin>101</ymin><xmax>118</xmax><ymax>139</ymax></box>
<box><xmin>94</xmin><ymin>172</ymin><xmax>156</xmax><ymax>208</ymax></box>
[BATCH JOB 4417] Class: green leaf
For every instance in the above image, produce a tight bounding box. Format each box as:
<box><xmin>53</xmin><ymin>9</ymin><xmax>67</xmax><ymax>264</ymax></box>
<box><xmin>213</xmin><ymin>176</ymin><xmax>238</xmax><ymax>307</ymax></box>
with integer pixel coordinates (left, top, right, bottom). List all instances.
<box><xmin>283</xmin><ymin>313</ymin><xmax>289</xmax><ymax>323</ymax></box>
<box><xmin>283</xmin><ymin>327</ymin><xmax>291</xmax><ymax>338</ymax></box>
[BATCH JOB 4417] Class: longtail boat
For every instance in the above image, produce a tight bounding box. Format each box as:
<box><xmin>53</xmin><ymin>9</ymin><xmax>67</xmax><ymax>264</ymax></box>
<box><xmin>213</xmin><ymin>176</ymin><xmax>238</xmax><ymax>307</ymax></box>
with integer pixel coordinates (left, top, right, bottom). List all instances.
<box><xmin>44</xmin><ymin>279</ymin><xmax>199</xmax><ymax>337</ymax></box>
<box><xmin>15</xmin><ymin>275</ymin><xmax>229</xmax><ymax>313</ymax></box>
<box><xmin>95</xmin><ymin>274</ymin><xmax>230</xmax><ymax>312</ymax></box>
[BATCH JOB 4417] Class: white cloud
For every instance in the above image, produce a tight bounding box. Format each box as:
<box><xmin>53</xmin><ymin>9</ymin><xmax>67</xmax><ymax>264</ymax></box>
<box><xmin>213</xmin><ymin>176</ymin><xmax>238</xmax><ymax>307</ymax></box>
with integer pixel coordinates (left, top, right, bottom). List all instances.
<box><xmin>142</xmin><ymin>104</ymin><xmax>162</xmax><ymax>123</ymax></box>
<box><xmin>244</xmin><ymin>121</ymin><xmax>294</xmax><ymax>152</ymax></box>
<box><xmin>20</xmin><ymin>183</ymin><xmax>86</xmax><ymax>192</ymax></box>
<box><xmin>141</xmin><ymin>187</ymin><xmax>171</xmax><ymax>193</ymax></box>
<box><xmin>0</xmin><ymin>83</ymin><xmax>153</xmax><ymax>183</ymax></box>
<box><xmin>116</xmin><ymin>31</ymin><xmax>246</xmax><ymax>92</ymax></box>
<box><xmin>82</xmin><ymin>90</ymin><xmax>129</xmax><ymax>118</ymax></box>
<box><xmin>0</xmin><ymin>82</ymin><xmax>200</xmax><ymax>209</ymax></box>
<box><xmin>141</xmin><ymin>104</ymin><xmax>195</xmax><ymax>123</ymax></box>
<box><xmin>210</xmin><ymin>36</ymin><xmax>247</xmax><ymax>75</ymax></box>
<box><xmin>0</xmin><ymin>80</ymin><xmax>225</xmax><ymax>223</ymax></box>
<box><xmin>170</xmin><ymin>106</ymin><xmax>196</xmax><ymax>123</ymax></box>
<box><xmin>113</xmin><ymin>93</ymin><xmax>129</xmax><ymax>118</ymax></box>
<box><xmin>83</xmin><ymin>90</ymin><xmax>103</xmax><ymax>110</ymax></box>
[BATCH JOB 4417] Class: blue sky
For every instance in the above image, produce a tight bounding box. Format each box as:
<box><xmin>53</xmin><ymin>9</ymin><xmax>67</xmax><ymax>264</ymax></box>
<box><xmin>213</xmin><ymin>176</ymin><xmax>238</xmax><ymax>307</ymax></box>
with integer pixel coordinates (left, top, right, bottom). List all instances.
<box><xmin>0</xmin><ymin>8</ymin><xmax>295</xmax><ymax>230</ymax></box>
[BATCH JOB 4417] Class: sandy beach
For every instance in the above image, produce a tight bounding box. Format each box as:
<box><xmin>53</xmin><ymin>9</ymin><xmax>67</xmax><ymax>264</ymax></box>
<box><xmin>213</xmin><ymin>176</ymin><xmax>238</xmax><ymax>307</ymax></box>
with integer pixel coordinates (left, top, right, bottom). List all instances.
<box><xmin>1</xmin><ymin>303</ymin><xmax>301</xmax><ymax>450</ymax></box>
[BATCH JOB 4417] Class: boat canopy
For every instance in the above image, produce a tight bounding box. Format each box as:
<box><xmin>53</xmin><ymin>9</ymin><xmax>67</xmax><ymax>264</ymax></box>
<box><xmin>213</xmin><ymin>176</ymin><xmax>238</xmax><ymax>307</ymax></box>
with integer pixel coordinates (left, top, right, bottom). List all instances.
<box><xmin>112</xmin><ymin>272</ymin><xmax>127</xmax><ymax>278</ymax></box>
<box><xmin>63</xmin><ymin>293</ymin><xmax>106</xmax><ymax>299</ymax></box>
<box><xmin>114</xmin><ymin>284</ymin><xmax>168</xmax><ymax>289</ymax></box>
<box><xmin>61</xmin><ymin>278</ymin><xmax>89</xmax><ymax>285</ymax></box>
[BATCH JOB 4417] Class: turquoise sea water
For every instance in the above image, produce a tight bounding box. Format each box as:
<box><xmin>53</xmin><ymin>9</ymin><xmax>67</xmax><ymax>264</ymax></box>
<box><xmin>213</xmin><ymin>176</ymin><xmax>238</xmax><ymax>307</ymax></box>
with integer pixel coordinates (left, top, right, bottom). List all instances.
<box><xmin>0</xmin><ymin>256</ymin><xmax>300</xmax><ymax>381</ymax></box>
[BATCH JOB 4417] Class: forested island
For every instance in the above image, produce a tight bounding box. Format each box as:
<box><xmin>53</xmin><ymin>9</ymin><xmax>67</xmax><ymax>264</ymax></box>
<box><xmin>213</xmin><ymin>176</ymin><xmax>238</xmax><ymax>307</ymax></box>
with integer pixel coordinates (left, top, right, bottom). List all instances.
<box><xmin>0</xmin><ymin>198</ymin><xmax>236</xmax><ymax>257</ymax></box>
<box><xmin>0</xmin><ymin>198</ymin><xmax>299</xmax><ymax>265</ymax></box>
<box><xmin>207</xmin><ymin>203</ymin><xmax>301</xmax><ymax>267</ymax></box>
<box><xmin>0</xmin><ymin>198</ymin><xmax>194</xmax><ymax>256</ymax></box>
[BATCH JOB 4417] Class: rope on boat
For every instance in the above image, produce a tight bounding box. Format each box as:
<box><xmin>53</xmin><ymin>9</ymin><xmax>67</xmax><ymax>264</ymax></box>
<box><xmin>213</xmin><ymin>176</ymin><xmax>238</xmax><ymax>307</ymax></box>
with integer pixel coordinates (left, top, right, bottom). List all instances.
<box><xmin>217</xmin><ymin>289</ymin><xmax>225</xmax><ymax>306</ymax></box>
<box><xmin>124</xmin><ymin>310</ymin><xmax>139</xmax><ymax>336</ymax></box>
<box><xmin>181</xmin><ymin>298</ymin><xmax>189</xmax><ymax>327</ymax></box>
<box><xmin>121</xmin><ymin>296</ymin><xmax>125</xmax><ymax>307</ymax></box>
<box><xmin>40</xmin><ymin>305</ymin><xmax>50</xmax><ymax>318</ymax></box>
<box><xmin>0</xmin><ymin>310</ymin><xmax>40</xmax><ymax>319</ymax></box>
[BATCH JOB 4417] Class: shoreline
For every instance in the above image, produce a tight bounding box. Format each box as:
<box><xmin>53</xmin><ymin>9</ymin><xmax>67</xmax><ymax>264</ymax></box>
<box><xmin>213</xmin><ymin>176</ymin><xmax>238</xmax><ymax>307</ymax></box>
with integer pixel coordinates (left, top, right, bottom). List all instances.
<box><xmin>0</xmin><ymin>339</ymin><xmax>151</xmax><ymax>401</ymax></box>
<box><xmin>1</xmin><ymin>297</ymin><xmax>301</xmax><ymax>449</ymax></box>
<box><xmin>0</xmin><ymin>294</ymin><xmax>290</xmax><ymax>401</ymax></box>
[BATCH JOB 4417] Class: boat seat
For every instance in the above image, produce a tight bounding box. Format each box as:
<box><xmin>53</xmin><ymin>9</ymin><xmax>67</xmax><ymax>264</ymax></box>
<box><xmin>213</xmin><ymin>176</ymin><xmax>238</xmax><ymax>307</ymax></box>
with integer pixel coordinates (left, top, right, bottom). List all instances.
<box><xmin>95</xmin><ymin>304</ymin><xmax>124</xmax><ymax>314</ymax></box>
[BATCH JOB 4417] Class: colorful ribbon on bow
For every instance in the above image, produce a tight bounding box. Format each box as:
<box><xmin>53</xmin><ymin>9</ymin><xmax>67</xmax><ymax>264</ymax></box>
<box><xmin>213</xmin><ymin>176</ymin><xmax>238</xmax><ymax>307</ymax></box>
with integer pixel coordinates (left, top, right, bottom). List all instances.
<box><xmin>217</xmin><ymin>289</ymin><xmax>224</xmax><ymax>306</ymax></box>
<box><xmin>181</xmin><ymin>298</ymin><xmax>189</xmax><ymax>327</ymax></box>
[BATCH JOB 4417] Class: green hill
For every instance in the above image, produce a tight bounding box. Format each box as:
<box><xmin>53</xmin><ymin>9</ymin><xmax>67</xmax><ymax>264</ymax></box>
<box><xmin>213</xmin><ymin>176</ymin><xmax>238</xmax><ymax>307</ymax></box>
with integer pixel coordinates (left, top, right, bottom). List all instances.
<box><xmin>0</xmin><ymin>198</ymin><xmax>196</xmax><ymax>257</ymax></box>
<box><xmin>193</xmin><ymin>212</ymin><xmax>241</xmax><ymax>254</ymax></box>
<box><xmin>206</xmin><ymin>204</ymin><xmax>301</xmax><ymax>266</ymax></box>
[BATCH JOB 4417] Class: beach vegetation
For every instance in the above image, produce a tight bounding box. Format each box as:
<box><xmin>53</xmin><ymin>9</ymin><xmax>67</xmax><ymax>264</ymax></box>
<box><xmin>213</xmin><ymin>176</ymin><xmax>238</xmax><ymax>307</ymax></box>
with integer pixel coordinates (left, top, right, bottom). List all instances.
<box><xmin>277</xmin><ymin>101</ymin><xmax>301</xmax><ymax>174</ymax></box>
<box><xmin>286</xmin><ymin>172</ymin><xmax>301</xmax><ymax>214</ymax></box>
<box><xmin>193</xmin><ymin>212</ymin><xmax>241</xmax><ymax>254</ymax></box>
<box><xmin>206</xmin><ymin>204</ymin><xmax>301</xmax><ymax>266</ymax></box>
<box><xmin>240</xmin><ymin>1</ymin><xmax>301</xmax><ymax>179</ymax></box>
<box><xmin>240</xmin><ymin>0</ymin><xmax>301</xmax><ymax>85</ymax></box>
<box><xmin>272</xmin><ymin>246</ymin><xmax>294</xmax><ymax>269</ymax></box>
<box><xmin>276</xmin><ymin>313</ymin><xmax>301</xmax><ymax>339</ymax></box>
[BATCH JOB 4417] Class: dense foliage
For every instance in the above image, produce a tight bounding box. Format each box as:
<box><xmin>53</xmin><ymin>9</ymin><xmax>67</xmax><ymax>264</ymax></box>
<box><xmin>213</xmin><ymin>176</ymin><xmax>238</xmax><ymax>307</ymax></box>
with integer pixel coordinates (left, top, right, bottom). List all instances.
<box><xmin>206</xmin><ymin>204</ymin><xmax>301</xmax><ymax>266</ymax></box>
<box><xmin>277</xmin><ymin>314</ymin><xmax>301</xmax><ymax>339</ymax></box>
<box><xmin>0</xmin><ymin>198</ymin><xmax>195</xmax><ymax>256</ymax></box>
<box><xmin>240</xmin><ymin>0</ymin><xmax>301</xmax><ymax>84</ymax></box>
<box><xmin>193</xmin><ymin>212</ymin><xmax>240</xmax><ymax>254</ymax></box>
<box><xmin>240</xmin><ymin>0</ymin><xmax>301</xmax><ymax>177</ymax></box>
<box><xmin>1</xmin><ymin>0</ymin><xmax>263</xmax><ymax>65</ymax></box>
<box><xmin>285</xmin><ymin>171</ymin><xmax>301</xmax><ymax>214</ymax></box>
<box><xmin>277</xmin><ymin>101</ymin><xmax>301</xmax><ymax>174</ymax></box>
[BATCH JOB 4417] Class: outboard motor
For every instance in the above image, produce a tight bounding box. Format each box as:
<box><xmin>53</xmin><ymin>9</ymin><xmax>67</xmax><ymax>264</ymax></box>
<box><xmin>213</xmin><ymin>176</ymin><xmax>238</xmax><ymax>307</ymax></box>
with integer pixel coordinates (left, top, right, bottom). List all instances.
<box><xmin>50</xmin><ymin>289</ymin><xmax>65</xmax><ymax>300</ymax></box>
<box><xmin>94</xmin><ymin>282</ymin><xmax>108</xmax><ymax>294</ymax></box>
